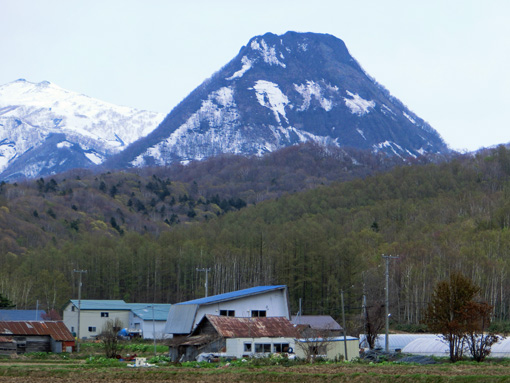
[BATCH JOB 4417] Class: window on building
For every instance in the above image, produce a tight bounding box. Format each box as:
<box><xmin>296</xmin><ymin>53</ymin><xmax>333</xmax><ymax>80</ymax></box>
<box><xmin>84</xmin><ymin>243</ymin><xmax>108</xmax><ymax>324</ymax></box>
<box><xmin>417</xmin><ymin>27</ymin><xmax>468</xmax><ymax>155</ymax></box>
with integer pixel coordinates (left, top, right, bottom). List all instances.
<box><xmin>273</xmin><ymin>343</ymin><xmax>290</xmax><ymax>353</ymax></box>
<box><xmin>254</xmin><ymin>343</ymin><xmax>271</xmax><ymax>353</ymax></box>
<box><xmin>101</xmin><ymin>312</ymin><xmax>109</xmax><ymax>317</ymax></box>
<box><xmin>219</xmin><ymin>310</ymin><xmax>235</xmax><ymax>317</ymax></box>
<box><xmin>71</xmin><ymin>306</ymin><xmax>75</xmax><ymax>312</ymax></box>
<box><xmin>88</xmin><ymin>326</ymin><xmax>96</xmax><ymax>332</ymax></box>
<box><xmin>244</xmin><ymin>343</ymin><xmax>252</xmax><ymax>352</ymax></box>
<box><xmin>251</xmin><ymin>310</ymin><xmax>266</xmax><ymax>317</ymax></box>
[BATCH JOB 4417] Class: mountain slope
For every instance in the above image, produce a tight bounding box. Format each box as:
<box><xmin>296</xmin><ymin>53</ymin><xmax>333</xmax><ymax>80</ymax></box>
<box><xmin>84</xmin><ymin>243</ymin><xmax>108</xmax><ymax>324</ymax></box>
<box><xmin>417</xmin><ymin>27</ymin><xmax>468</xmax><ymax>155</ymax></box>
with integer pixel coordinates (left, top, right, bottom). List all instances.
<box><xmin>0</xmin><ymin>79</ymin><xmax>165</xmax><ymax>180</ymax></box>
<box><xmin>107</xmin><ymin>31</ymin><xmax>449</xmax><ymax>169</ymax></box>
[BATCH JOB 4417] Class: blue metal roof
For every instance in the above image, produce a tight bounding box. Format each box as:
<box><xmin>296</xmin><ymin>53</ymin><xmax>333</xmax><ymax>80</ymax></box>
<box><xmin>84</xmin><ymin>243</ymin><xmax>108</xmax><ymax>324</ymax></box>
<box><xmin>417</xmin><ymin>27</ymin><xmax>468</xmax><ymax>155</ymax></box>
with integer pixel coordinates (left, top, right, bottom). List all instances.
<box><xmin>67</xmin><ymin>300</ymin><xmax>171</xmax><ymax>317</ymax></box>
<box><xmin>68</xmin><ymin>300</ymin><xmax>128</xmax><ymax>310</ymax></box>
<box><xmin>130</xmin><ymin>304</ymin><xmax>172</xmax><ymax>321</ymax></box>
<box><xmin>0</xmin><ymin>310</ymin><xmax>47</xmax><ymax>321</ymax></box>
<box><xmin>176</xmin><ymin>285</ymin><xmax>287</xmax><ymax>306</ymax></box>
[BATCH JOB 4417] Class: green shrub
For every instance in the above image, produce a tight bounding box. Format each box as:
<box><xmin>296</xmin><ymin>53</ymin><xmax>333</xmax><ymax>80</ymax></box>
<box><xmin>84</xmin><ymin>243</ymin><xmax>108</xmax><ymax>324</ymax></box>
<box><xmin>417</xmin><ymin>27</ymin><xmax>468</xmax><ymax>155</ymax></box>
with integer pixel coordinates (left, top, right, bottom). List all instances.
<box><xmin>85</xmin><ymin>356</ymin><xmax>124</xmax><ymax>366</ymax></box>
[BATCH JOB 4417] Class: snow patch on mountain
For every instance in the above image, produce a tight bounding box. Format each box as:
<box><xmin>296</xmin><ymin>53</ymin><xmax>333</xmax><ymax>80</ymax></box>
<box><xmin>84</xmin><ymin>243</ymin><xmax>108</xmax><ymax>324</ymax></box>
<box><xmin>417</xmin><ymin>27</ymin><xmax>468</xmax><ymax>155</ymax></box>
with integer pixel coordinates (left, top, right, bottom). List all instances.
<box><xmin>57</xmin><ymin>141</ymin><xmax>72</xmax><ymax>149</ymax></box>
<box><xmin>344</xmin><ymin>91</ymin><xmax>375</xmax><ymax>115</ymax></box>
<box><xmin>85</xmin><ymin>151</ymin><xmax>104</xmax><ymax>165</ymax></box>
<box><xmin>374</xmin><ymin>140</ymin><xmax>405</xmax><ymax>157</ymax></box>
<box><xmin>227</xmin><ymin>56</ymin><xmax>253</xmax><ymax>80</ymax></box>
<box><xmin>252</xmin><ymin>80</ymin><xmax>289</xmax><ymax>124</ymax></box>
<box><xmin>403</xmin><ymin>111</ymin><xmax>416</xmax><ymax>124</ymax></box>
<box><xmin>250</xmin><ymin>39</ymin><xmax>286</xmax><ymax>68</ymax></box>
<box><xmin>294</xmin><ymin>81</ymin><xmax>337</xmax><ymax>111</ymax></box>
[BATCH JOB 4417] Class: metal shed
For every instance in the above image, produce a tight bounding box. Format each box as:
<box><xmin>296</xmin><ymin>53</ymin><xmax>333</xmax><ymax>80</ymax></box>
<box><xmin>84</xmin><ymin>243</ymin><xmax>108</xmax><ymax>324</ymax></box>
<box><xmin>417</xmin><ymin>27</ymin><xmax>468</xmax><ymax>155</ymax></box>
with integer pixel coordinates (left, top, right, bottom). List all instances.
<box><xmin>0</xmin><ymin>321</ymin><xmax>75</xmax><ymax>354</ymax></box>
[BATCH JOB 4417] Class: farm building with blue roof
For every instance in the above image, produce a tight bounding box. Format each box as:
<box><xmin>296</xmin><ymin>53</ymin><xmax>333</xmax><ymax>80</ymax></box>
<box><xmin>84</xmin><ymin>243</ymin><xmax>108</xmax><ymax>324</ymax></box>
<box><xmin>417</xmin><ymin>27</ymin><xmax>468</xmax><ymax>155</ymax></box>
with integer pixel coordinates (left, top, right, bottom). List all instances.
<box><xmin>164</xmin><ymin>285</ymin><xmax>290</xmax><ymax>337</ymax></box>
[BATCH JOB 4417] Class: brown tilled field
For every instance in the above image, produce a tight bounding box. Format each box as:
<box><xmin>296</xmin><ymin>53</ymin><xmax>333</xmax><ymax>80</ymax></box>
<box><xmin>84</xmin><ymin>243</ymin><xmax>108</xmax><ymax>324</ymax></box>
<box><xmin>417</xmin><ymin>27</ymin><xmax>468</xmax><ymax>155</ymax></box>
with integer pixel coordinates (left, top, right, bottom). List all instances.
<box><xmin>2</xmin><ymin>361</ymin><xmax>510</xmax><ymax>382</ymax></box>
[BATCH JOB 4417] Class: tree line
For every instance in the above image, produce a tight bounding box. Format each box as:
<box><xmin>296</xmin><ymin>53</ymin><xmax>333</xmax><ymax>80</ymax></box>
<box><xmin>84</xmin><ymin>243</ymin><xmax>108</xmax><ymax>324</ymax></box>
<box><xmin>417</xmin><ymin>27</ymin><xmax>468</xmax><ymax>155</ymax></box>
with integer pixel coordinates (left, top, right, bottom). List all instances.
<box><xmin>3</xmin><ymin>145</ymin><xmax>510</xmax><ymax>334</ymax></box>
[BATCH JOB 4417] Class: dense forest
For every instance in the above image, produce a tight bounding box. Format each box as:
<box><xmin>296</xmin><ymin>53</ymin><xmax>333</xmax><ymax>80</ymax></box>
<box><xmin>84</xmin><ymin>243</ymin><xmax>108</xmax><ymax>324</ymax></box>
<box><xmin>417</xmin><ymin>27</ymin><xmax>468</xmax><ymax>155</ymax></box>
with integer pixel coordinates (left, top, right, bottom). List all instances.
<box><xmin>3</xmin><ymin>143</ymin><xmax>510</xmax><ymax>333</ymax></box>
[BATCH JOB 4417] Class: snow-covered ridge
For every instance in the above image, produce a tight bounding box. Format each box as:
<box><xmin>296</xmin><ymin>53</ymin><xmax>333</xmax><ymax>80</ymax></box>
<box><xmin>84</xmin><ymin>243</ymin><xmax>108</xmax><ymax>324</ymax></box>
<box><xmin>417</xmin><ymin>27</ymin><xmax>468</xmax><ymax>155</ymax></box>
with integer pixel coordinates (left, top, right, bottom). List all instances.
<box><xmin>0</xmin><ymin>79</ymin><xmax>164</xmax><ymax>176</ymax></box>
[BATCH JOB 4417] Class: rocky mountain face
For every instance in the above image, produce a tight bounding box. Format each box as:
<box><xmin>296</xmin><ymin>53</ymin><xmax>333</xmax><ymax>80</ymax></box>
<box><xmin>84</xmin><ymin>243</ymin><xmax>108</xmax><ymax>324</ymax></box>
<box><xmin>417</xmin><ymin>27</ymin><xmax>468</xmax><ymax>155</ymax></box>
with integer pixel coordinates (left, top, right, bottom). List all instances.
<box><xmin>106</xmin><ymin>31</ymin><xmax>449</xmax><ymax>169</ymax></box>
<box><xmin>0</xmin><ymin>79</ymin><xmax>164</xmax><ymax>180</ymax></box>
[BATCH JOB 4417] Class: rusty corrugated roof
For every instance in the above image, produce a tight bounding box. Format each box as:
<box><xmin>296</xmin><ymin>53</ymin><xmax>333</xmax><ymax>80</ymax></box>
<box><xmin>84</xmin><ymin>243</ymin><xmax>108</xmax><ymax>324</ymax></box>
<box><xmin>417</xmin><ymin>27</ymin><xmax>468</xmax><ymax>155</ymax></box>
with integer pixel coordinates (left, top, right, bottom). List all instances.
<box><xmin>0</xmin><ymin>321</ymin><xmax>74</xmax><ymax>341</ymax></box>
<box><xmin>205</xmin><ymin>315</ymin><xmax>300</xmax><ymax>338</ymax></box>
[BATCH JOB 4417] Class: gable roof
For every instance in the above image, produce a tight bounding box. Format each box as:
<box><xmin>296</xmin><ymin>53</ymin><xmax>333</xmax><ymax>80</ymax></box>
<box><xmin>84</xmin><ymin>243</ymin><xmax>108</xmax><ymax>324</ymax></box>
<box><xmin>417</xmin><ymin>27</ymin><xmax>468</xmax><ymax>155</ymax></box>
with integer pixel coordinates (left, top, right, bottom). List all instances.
<box><xmin>201</xmin><ymin>314</ymin><xmax>300</xmax><ymax>338</ymax></box>
<box><xmin>0</xmin><ymin>321</ymin><xmax>74</xmax><ymax>341</ymax></box>
<box><xmin>291</xmin><ymin>315</ymin><xmax>343</xmax><ymax>331</ymax></box>
<box><xmin>176</xmin><ymin>285</ymin><xmax>287</xmax><ymax>306</ymax></box>
<box><xmin>0</xmin><ymin>310</ymin><xmax>47</xmax><ymax>321</ymax></box>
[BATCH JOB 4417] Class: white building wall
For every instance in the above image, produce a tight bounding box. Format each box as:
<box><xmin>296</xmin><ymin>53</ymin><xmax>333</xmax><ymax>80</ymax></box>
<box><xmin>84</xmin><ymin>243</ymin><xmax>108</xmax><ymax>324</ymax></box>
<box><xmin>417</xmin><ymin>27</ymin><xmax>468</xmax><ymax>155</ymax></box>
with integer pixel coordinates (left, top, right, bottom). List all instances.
<box><xmin>192</xmin><ymin>290</ymin><xmax>289</xmax><ymax>330</ymax></box>
<box><xmin>294</xmin><ymin>338</ymin><xmax>359</xmax><ymax>361</ymax></box>
<box><xmin>129</xmin><ymin>314</ymin><xmax>167</xmax><ymax>339</ymax></box>
<box><xmin>226</xmin><ymin>337</ymin><xmax>296</xmax><ymax>359</ymax></box>
<box><xmin>62</xmin><ymin>304</ymin><xmax>129</xmax><ymax>339</ymax></box>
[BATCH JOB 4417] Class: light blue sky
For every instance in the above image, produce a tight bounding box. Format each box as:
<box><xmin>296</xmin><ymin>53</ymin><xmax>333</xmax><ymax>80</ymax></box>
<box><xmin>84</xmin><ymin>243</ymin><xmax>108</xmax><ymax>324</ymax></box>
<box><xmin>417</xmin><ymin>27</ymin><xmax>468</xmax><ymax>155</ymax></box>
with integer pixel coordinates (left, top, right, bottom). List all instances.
<box><xmin>1</xmin><ymin>0</ymin><xmax>508</xmax><ymax>151</ymax></box>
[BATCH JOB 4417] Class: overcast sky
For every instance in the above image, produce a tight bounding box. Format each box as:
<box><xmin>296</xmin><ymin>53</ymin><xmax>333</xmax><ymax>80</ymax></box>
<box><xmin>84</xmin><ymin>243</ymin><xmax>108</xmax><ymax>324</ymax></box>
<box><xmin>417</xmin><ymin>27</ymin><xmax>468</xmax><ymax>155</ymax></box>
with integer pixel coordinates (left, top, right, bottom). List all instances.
<box><xmin>1</xmin><ymin>0</ymin><xmax>509</xmax><ymax>152</ymax></box>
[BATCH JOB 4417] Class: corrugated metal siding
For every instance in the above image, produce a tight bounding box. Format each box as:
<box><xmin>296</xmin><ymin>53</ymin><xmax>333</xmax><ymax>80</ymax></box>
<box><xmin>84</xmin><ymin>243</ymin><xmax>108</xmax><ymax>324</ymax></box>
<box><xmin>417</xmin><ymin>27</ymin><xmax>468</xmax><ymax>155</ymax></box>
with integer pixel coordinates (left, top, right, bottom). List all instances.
<box><xmin>164</xmin><ymin>305</ymin><xmax>198</xmax><ymax>334</ymax></box>
<box><xmin>0</xmin><ymin>321</ymin><xmax>74</xmax><ymax>341</ymax></box>
<box><xmin>177</xmin><ymin>286</ymin><xmax>287</xmax><ymax>306</ymax></box>
<box><xmin>206</xmin><ymin>315</ymin><xmax>300</xmax><ymax>338</ymax></box>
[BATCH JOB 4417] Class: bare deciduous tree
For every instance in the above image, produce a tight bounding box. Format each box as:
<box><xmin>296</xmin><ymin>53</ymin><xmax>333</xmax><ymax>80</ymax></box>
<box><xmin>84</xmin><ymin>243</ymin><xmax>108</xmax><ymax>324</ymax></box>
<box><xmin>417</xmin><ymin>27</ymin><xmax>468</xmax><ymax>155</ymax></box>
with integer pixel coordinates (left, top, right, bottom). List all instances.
<box><xmin>99</xmin><ymin>318</ymin><xmax>124</xmax><ymax>358</ymax></box>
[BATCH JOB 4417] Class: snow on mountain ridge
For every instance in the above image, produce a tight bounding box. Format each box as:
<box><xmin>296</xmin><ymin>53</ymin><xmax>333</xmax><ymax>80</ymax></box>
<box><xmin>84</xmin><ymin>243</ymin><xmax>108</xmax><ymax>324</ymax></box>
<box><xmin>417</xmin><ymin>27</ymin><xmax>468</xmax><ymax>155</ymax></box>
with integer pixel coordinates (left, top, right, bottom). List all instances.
<box><xmin>0</xmin><ymin>79</ymin><xmax>164</xmax><ymax>179</ymax></box>
<box><xmin>108</xmin><ymin>31</ymin><xmax>450</xmax><ymax>171</ymax></box>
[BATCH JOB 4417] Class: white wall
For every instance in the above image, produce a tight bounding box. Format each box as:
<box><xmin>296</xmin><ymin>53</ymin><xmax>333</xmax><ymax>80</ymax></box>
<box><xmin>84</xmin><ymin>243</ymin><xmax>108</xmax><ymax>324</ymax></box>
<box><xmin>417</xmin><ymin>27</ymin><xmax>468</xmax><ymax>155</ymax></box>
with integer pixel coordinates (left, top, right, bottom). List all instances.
<box><xmin>63</xmin><ymin>304</ymin><xmax>129</xmax><ymax>339</ymax></box>
<box><xmin>129</xmin><ymin>314</ymin><xmax>167</xmax><ymax>339</ymax></box>
<box><xmin>192</xmin><ymin>290</ymin><xmax>289</xmax><ymax>330</ymax></box>
<box><xmin>226</xmin><ymin>337</ymin><xmax>296</xmax><ymax>359</ymax></box>
<box><xmin>294</xmin><ymin>338</ymin><xmax>359</xmax><ymax>361</ymax></box>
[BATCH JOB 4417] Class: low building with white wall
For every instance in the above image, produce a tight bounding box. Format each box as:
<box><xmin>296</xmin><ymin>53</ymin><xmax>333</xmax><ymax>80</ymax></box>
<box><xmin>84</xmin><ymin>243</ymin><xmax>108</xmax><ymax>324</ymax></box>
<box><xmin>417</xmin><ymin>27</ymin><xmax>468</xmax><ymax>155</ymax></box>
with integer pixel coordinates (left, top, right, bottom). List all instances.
<box><xmin>63</xmin><ymin>300</ymin><xmax>171</xmax><ymax>340</ymax></box>
<box><xmin>128</xmin><ymin>304</ymin><xmax>172</xmax><ymax>339</ymax></box>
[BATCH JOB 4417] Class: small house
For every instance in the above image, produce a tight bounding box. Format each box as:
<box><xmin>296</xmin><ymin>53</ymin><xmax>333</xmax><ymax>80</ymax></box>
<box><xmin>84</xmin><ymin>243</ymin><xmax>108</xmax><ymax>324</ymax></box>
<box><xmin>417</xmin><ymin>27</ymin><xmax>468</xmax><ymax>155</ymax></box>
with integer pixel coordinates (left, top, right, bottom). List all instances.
<box><xmin>164</xmin><ymin>285</ymin><xmax>290</xmax><ymax>338</ymax></box>
<box><xmin>169</xmin><ymin>314</ymin><xmax>300</xmax><ymax>362</ymax></box>
<box><xmin>0</xmin><ymin>321</ymin><xmax>74</xmax><ymax>355</ymax></box>
<box><xmin>63</xmin><ymin>300</ymin><xmax>130</xmax><ymax>339</ymax></box>
<box><xmin>128</xmin><ymin>304</ymin><xmax>172</xmax><ymax>339</ymax></box>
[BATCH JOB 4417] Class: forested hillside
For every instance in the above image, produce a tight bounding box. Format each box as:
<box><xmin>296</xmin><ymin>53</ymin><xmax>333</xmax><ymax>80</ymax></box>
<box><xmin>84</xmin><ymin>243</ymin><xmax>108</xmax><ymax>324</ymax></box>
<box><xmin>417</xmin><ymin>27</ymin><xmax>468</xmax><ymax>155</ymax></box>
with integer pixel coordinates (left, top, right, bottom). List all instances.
<box><xmin>4</xmin><ymin>145</ymin><xmax>510</xmax><ymax>332</ymax></box>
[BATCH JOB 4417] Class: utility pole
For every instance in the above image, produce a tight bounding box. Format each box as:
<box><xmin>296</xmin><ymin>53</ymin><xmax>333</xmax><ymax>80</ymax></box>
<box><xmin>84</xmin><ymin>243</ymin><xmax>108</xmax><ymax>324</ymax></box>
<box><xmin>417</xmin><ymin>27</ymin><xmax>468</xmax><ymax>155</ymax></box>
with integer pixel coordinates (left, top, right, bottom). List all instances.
<box><xmin>73</xmin><ymin>269</ymin><xmax>87</xmax><ymax>353</ymax></box>
<box><xmin>341</xmin><ymin>289</ymin><xmax>348</xmax><ymax>361</ymax></box>
<box><xmin>152</xmin><ymin>305</ymin><xmax>157</xmax><ymax>357</ymax></box>
<box><xmin>196</xmin><ymin>268</ymin><xmax>211</xmax><ymax>297</ymax></box>
<box><xmin>382</xmin><ymin>255</ymin><xmax>398</xmax><ymax>353</ymax></box>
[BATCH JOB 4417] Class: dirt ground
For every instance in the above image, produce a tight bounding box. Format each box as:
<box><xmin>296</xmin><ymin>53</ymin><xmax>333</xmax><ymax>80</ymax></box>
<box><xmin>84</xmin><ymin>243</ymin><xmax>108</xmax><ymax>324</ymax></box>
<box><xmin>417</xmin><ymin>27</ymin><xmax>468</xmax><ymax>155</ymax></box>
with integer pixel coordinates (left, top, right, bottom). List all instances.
<box><xmin>2</xmin><ymin>362</ymin><xmax>510</xmax><ymax>382</ymax></box>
